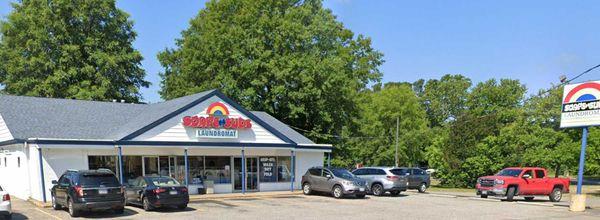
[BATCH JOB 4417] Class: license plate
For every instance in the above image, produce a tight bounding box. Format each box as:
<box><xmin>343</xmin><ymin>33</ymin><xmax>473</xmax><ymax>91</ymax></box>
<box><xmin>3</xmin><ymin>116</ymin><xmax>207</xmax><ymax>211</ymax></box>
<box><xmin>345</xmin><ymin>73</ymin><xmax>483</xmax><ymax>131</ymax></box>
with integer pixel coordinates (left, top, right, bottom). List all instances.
<box><xmin>481</xmin><ymin>191</ymin><xmax>488</xmax><ymax>195</ymax></box>
<box><xmin>359</xmin><ymin>188</ymin><xmax>365</xmax><ymax>192</ymax></box>
<box><xmin>170</xmin><ymin>190</ymin><xmax>178</xmax><ymax>195</ymax></box>
<box><xmin>98</xmin><ymin>189</ymin><xmax>108</xmax><ymax>195</ymax></box>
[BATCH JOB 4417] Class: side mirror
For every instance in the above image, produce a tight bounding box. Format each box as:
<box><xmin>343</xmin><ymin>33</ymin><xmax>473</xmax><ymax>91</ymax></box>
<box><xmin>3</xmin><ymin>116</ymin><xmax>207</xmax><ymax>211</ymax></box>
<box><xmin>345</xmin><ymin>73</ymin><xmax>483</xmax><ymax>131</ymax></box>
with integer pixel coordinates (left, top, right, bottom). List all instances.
<box><xmin>522</xmin><ymin>174</ymin><xmax>531</xmax><ymax>179</ymax></box>
<box><xmin>51</xmin><ymin>180</ymin><xmax>58</xmax><ymax>185</ymax></box>
<box><xmin>326</xmin><ymin>174</ymin><xmax>332</xmax><ymax>179</ymax></box>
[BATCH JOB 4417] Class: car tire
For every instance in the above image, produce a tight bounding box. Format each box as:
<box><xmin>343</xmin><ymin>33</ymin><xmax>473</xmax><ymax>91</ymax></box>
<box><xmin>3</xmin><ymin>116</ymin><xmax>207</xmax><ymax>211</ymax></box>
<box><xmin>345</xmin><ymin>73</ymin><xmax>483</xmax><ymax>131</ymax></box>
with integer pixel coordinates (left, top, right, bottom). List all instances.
<box><xmin>303</xmin><ymin>183</ymin><xmax>312</xmax><ymax>195</ymax></box>
<box><xmin>355</xmin><ymin>194</ymin><xmax>366</xmax><ymax>199</ymax></box>
<box><xmin>114</xmin><ymin>207</ymin><xmax>125</xmax><ymax>214</ymax></box>
<box><xmin>68</xmin><ymin>198</ymin><xmax>80</xmax><ymax>217</ymax></box>
<box><xmin>390</xmin><ymin>191</ymin><xmax>400</xmax><ymax>196</ymax></box>
<box><xmin>418</xmin><ymin>183</ymin><xmax>427</xmax><ymax>193</ymax></box>
<box><xmin>524</xmin><ymin>196</ymin><xmax>534</xmax><ymax>201</ymax></box>
<box><xmin>332</xmin><ymin>185</ymin><xmax>344</xmax><ymax>199</ymax></box>
<box><xmin>51</xmin><ymin>195</ymin><xmax>61</xmax><ymax>210</ymax></box>
<box><xmin>177</xmin><ymin>204</ymin><xmax>187</xmax><ymax>210</ymax></box>
<box><xmin>549</xmin><ymin>188</ymin><xmax>562</xmax><ymax>202</ymax></box>
<box><xmin>506</xmin><ymin>187</ymin><xmax>516</xmax><ymax>202</ymax></box>
<box><xmin>371</xmin><ymin>184</ymin><xmax>384</xmax><ymax>196</ymax></box>
<box><xmin>143</xmin><ymin>197</ymin><xmax>154</xmax><ymax>211</ymax></box>
<box><xmin>480</xmin><ymin>195</ymin><xmax>488</xmax><ymax>198</ymax></box>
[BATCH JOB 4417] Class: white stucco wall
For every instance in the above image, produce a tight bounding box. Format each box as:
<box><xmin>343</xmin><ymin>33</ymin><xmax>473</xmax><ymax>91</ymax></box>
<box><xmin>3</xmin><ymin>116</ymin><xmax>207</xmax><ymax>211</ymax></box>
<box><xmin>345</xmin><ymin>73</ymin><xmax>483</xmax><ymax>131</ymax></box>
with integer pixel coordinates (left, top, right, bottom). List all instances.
<box><xmin>0</xmin><ymin>114</ymin><xmax>13</xmax><ymax>142</ymax></box>
<box><xmin>0</xmin><ymin>144</ymin><xmax>30</xmax><ymax>200</ymax></box>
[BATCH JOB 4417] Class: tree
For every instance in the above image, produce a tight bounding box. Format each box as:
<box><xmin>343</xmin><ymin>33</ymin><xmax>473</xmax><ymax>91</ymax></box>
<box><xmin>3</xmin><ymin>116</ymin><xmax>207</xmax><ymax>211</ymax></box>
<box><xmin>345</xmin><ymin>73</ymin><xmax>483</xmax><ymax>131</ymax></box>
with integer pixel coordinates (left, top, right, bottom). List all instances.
<box><xmin>158</xmin><ymin>0</ymin><xmax>383</xmax><ymax>142</ymax></box>
<box><xmin>421</xmin><ymin>74</ymin><xmax>472</xmax><ymax>127</ymax></box>
<box><xmin>343</xmin><ymin>83</ymin><xmax>428</xmax><ymax>167</ymax></box>
<box><xmin>0</xmin><ymin>0</ymin><xmax>148</xmax><ymax>102</ymax></box>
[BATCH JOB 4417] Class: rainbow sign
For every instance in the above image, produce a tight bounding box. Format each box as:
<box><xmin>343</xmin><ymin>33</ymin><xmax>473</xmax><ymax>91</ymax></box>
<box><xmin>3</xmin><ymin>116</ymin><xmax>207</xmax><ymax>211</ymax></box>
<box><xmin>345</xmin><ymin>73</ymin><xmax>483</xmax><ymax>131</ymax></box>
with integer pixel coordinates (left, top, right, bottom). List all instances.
<box><xmin>182</xmin><ymin>102</ymin><xmax>252</xmax><ymax>139</ymax></box>
<box><xmin>560</xmin><ymin>81</ymin><xmax>600</xmax><ymax>128</ymax></box>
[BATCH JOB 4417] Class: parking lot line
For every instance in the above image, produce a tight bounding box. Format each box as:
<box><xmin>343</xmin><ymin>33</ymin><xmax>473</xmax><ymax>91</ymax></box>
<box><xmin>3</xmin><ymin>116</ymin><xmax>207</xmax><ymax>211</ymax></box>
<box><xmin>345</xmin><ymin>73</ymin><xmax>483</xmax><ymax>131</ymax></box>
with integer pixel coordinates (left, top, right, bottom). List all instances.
<box><xmin>35</xmin><ymin>208</ymin><xmax>63</xmax><ymax>220</ymax></box>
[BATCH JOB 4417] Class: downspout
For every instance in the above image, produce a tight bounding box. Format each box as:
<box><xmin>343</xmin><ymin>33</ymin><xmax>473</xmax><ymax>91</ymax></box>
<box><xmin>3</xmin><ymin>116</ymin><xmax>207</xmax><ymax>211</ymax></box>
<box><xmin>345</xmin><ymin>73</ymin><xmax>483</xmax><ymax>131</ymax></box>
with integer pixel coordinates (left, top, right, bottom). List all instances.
<box><xmin>38</xmin><ymin>145</ymin><xmax>46</xmax><ymax>203</ymax></box>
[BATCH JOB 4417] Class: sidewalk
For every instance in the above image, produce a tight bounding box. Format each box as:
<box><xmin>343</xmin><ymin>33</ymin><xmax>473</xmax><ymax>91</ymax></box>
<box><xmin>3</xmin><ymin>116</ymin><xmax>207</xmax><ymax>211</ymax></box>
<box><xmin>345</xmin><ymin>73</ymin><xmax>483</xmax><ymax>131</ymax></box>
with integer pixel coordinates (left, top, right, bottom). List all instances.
<box><xmin>189</xmin><ymin>190</ymin><xmax>303</xmax><ymax>201</ymax></box>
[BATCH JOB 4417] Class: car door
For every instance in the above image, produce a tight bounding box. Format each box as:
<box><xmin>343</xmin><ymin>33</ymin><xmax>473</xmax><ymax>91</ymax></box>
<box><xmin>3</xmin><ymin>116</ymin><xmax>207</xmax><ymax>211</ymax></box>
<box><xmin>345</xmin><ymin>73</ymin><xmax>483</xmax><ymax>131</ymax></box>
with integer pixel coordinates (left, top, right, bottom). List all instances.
<box><xmin>322</xmin><ymin>169</ymin><xmax>336</xmax><ymax>191</ymax></box>
<box><xmin>413</xmin><ymin>169</ymin><xmax>427</xmax><ymax>185</ymax></box>
<box><xmin>135</xmin><ymin>178</ymin><xmax>148</xmax><ymax>204</ymax></box>
<box><xmin>125</xmin><ymin>177</ymin><xmax>141</xmax><ymax>204</ymax></box>
<box><xmin>519</xmin><ymin>169</ymin><xmax>535</xmax><ymax>195</ymax></box>
<box><xmin>309</xmin><ymin>168</ymin><xmax>325</xmax><ymax>191</ymax></box>
<box><xmin>532</xmin><ymin>169</ymin><xmax>548</xmax><ymax>195</ymax></box>
<box><xmin>55</xmin><ymin>174</ymin><xmax>70</xmax><ymax>205</ymax></box>
<box><xmin>408</xmin><ymin>169</ymin><xmax>420</xmax><ymax>188</ymax></box>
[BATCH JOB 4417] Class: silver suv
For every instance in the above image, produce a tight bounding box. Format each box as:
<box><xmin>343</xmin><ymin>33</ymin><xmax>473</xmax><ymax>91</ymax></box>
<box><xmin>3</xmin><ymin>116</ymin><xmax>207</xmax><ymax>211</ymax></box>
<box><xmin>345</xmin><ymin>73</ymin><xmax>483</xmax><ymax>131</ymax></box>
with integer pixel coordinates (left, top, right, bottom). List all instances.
<box><xmin>352</xmin><ymin>167</ymin><xmax>409</xmax><ymax>196</ymax></box>
<box><xmin>301</xmin><ymin>167</ymin><xmax>367</xmax><ymax>199</ymax></box>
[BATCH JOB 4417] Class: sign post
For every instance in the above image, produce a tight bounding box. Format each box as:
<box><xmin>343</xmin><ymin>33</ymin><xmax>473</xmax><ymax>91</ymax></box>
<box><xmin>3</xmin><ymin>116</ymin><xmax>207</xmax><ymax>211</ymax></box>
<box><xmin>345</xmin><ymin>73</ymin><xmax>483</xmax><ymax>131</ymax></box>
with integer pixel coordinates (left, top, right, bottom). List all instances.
<box><xmin>560</xmin><ymin>81</ymin><xmax>600</xmax><ymax>212</ymax></box>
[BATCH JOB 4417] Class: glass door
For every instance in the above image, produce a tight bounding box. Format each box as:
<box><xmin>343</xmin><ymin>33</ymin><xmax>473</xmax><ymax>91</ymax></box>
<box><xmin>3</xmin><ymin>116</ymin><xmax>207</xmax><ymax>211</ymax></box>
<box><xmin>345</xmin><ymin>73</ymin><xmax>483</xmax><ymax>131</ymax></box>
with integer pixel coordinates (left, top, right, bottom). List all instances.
<box><xmin>233</xmin><ymin>157</ymin><xmax>259</xmax><ymax>191</ymax></box>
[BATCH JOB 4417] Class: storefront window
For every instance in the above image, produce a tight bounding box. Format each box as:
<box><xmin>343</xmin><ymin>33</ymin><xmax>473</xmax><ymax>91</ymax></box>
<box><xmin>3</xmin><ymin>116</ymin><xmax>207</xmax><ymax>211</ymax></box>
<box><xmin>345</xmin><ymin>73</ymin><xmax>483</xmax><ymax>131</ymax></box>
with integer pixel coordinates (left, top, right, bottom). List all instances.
<box><xmin>277</xmin><ymin>157</ymin><xmax>292</xmax><ymax>182</ymax></box>
<box><xmin>176</xmin><ymin>156</ymin><xmax>204</xmax><ymax>184</ymax></box>
<box><xmin>88</xmin><ymin>156</ymin><xmax>117</xmax><ymax>174</ymax></box>
<box><xmin>123</xmin><ymin>156</ymin><xmax>143</xmax><ymax>185</ymax></box>
<box><xmin>205</xmin><ymin>156</ymin><xmax>231</xmax><ymax>184</ymax></box>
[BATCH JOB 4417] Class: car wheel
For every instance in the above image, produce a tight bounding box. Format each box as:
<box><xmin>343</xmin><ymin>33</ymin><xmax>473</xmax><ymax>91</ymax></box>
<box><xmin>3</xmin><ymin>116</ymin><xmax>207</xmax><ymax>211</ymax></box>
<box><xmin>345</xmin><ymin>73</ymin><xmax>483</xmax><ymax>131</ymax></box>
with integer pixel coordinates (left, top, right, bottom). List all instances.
<box><xmin>143</xmin><ymin>197</ymin><xmax>154</xmax><ymax>211</ymax></box>
<box><xmin>355</xmin><ymin>194</ymin><xmax>366</xmax><ymax>199</ymax></box>
<box><xmin>332</xmin><ymin>185</ymin><xmax>344</xmax><ymax>199</ymax></box>
<box><xmin>177</xmin><ymin>204</ymin><xmax>187</xmax><ymax>210</ymax></box>
<box><xmin>51</xmin><ymin>195</ymin><xmax>61</xmax><ymax>210</ymax></box>
<box><xmin>549</xmin><ymin>188</ymin><xmax>562</xmax><ymax>202</ymax></box>
<box><xmin>390</xmin><ymin>191</ymin><xmax>400</xmax><ymax>196</ymax></box>
<box><xmin>418</xmin><ymin>183</ymin><xmax>427</xmax><ymax>193</ymax></box>
<box><xmin>303</xmin><ymin>183</ymin><xmax>312</xmax><ymax>195</ymax></box>
<box><xmin>524</xmin><ymin>196</ymin><xmax>534</xmax><ymax>201</ymax></box>
<box><xmin>506</xmin><ymin>187</ymin><xmax>516</xmax><ymax>202</ymax></box>
<box><xmin>114</xmin><ymin>207</ymin><xmax>125</xmax><ymax>214</ymax></box>
<box><xmin>480</xmin><ymin>194</ymin><xmax>488</xmax><ymax>198</ymax></box>
<box><xmin>68</xmin><ymin>198</ymin><xmax>80</xmax><ymax>217</ymax></box>
<box><xmin>372</xmin><ymin>184</ymin><xmax>383</xmax><ymax>196</ymax></box>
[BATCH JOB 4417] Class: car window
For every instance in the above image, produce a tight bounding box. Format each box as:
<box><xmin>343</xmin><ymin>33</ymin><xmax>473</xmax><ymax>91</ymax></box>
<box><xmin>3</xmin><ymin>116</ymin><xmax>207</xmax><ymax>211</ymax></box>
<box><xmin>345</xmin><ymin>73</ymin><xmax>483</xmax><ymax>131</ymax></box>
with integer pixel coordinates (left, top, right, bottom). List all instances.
<box><xmin>149</xmin><ymin>177</ymin><xmax>180</xmax><ymax>187</ymax></box>
<box><xmin>522</xmin><ymin>170</ymin><xmax>533</xmax><ymax>179</ymax></box>
<box><xmin>415</xmin><ymin>169</ymin><xmax>425</xmax><ymax>175</ymax></box>
<box><xmin>390</xmin><ymin>169</ymin><xmax>409</xmax><ymax>176</ymax></box>
<box><xmin>59</xmin><ymin>175</ymin><xmax>70</xmax><ymax>185</ymax></box>
<box><xmin>78</xmin><ymin>173</ymin><xmax>120</xmax><ymax>187</ymax></box>
<box><xmin>352</xmin><ymin>169</ymin><xmax>366</xmax><ymax>175</ymax></box>
<box><xmin>535</xmin><ymin>170</ymin><xmax>545</xmax><ymax>179</ymax></box>
<box><xmin>138</xmin><ymin>178</ymin><xmax>148</xmax><ymax>187</ymax></box>
<box><xmin>308</xmin><ymin>168</ymin><xmax>321</xmax><ymax>176</ymax></box>
<box><xmin>322</xmin><ymin>169</ymin><xmax>332</xmax><ymax>177</ymax></box>
<box><xmin>374</xmin><ymin>169</ymin><xmax>386</xmax><ymax>175</ymax></box>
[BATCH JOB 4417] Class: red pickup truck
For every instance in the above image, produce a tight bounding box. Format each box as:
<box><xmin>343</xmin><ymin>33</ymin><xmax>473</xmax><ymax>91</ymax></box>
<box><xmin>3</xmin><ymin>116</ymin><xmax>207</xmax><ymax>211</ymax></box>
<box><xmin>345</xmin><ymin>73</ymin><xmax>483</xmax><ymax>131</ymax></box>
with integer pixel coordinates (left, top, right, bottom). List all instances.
<box><xmin>475</xmin><ymin>167</ymin><xmax>570</xmax><ymax>202</ymax></box>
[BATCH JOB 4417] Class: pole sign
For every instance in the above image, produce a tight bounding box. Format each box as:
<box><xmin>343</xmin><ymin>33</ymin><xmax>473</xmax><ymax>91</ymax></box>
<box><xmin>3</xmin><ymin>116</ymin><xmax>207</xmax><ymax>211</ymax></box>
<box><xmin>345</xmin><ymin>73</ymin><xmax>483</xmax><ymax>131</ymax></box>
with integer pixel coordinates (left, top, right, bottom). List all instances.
<box><xmin>560</xmin><ymin>81</ymin><xmax>600</xmax><ymax>128</ymax></box>
<box><xmin>182</xmin><ymin>102</ymin><xmax>252</xmax><ymax>139</ymax></box>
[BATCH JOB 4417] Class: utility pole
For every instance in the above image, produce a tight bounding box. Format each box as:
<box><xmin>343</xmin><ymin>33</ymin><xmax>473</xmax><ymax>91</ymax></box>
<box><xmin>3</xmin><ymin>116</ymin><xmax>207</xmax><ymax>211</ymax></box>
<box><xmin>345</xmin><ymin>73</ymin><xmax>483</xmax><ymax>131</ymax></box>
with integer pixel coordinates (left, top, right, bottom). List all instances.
<box><xmin>395</xmin><ymin>117</ymin><xmax>399</xmax><ymax>167</ymax></box>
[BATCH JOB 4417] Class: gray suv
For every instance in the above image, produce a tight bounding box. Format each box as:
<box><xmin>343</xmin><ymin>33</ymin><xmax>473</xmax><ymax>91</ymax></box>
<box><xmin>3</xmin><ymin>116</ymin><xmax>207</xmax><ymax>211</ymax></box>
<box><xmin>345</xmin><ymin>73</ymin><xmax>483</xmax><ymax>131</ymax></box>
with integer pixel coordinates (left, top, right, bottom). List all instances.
<box><xmin>393</xmin><ymin>167</ymin><xmax>430</xmax><ymax>193</ymax></box>
<box><xmin>301</xmin><ymin>167</ymin><xmax>367</xmax><ymax>199</ymax></box>
<box><xmin>352</xmin><ymin>167</ymin><xmax>408</xmax><ymax>196</ymax></box>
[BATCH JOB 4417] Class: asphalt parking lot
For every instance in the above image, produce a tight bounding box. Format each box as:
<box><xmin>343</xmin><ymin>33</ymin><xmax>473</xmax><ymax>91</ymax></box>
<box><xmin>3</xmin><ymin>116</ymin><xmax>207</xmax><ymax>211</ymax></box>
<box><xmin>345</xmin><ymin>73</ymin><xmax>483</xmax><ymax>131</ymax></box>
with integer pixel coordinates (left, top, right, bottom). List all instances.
<box><xmin>8</xmin><ymin>191</ymin><xmax>600</xmax><ymax>220</ymax></box>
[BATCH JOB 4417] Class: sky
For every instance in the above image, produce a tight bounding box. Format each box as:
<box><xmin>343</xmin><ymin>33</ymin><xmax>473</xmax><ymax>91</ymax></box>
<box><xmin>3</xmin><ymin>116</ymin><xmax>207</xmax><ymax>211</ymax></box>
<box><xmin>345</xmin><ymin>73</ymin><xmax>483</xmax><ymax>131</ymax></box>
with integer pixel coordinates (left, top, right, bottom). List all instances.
<box><xmin>1</xmin><ymin>0</ymin><xmax>600</xmax><ymax>103</ymax></box>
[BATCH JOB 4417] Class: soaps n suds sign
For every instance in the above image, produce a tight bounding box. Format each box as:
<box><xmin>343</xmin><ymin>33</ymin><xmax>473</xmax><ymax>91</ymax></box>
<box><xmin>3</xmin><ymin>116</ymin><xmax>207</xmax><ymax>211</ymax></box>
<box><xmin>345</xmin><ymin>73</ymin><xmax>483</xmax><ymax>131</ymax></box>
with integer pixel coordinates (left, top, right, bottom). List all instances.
<box><xmin>560</xmin><ymin>81</ymin><xmax>600</xmax><ymax>128</ymax></box>
<box><xmin>182</xmin><ymin>102</ymin><xmax>252</xmax><ymax>138</ymax></box>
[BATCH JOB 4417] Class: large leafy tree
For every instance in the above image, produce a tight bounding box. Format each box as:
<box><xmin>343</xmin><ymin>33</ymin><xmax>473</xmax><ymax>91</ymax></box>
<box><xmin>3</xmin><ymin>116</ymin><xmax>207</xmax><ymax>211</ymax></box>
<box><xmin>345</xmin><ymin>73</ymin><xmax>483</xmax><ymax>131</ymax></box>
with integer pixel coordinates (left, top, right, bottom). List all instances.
<box><xmin>0</xmin><ymin>0</ymin><xmax>148</xmax><ymax>102</ymax></box>
<box><xmin>421</xmin><ymin>74</ymin><xmax>472</xmax><ymax>127</ymax></box>
<box><xmin>158</xmin><ymin>0</ymin><xmax>383</xmax><ymax>141</ymax></box>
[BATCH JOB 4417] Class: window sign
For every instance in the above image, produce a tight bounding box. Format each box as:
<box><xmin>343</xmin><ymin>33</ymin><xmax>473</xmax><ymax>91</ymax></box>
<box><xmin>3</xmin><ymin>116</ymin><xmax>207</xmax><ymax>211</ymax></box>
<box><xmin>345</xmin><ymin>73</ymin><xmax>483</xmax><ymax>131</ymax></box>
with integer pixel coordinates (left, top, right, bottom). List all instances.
<box><xmin>260</xmin><ymin>157</ymin><xmax>277</xmax><ymax>182</ymax></box>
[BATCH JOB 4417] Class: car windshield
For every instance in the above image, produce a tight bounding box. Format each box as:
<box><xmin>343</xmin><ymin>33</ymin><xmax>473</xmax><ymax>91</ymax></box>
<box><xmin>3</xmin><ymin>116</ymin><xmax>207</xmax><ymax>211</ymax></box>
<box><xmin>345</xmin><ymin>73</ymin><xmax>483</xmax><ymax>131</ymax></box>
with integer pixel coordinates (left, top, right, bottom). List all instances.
<box><xmin>79</xmin><ymin>173</ymin><xmax>120</xmax><ymax>187</ymax></box>
<box><xmin>331</xmin><ymin>169</ymin><xmax>355</xmax><ymax>179</ymax></box>
<box><xmin>148</xmin><ymin>177</ymin><xmax>180</xmax><ymax>187</ymax></box>
<box><xmin>496</xmin><ymin>169</ymin><xmax>522</xmax><ymax>177</ymax></box>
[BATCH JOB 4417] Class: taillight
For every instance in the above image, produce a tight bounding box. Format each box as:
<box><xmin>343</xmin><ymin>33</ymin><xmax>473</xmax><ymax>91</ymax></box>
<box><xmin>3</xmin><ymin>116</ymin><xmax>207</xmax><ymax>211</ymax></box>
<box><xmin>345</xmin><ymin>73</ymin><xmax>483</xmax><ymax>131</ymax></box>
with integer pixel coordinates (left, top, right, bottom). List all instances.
<box><xmin>74</xmin><ymin>186</ymin><xmax>84</xmax><ymax>197</ymax></box>
<box><xmin>181</xmin><ymin>187</ymin><xmax>188</xmax><ymax>193</ymax></box>
<box><xmin>387</xmin><ymin>175</ymin><xmax>399</xmax><ymax>181</ymax></box>
<box><xmin>2</xmin><ymin>194</ymin><xmax>9</xmax><ymax>201</ymax></box>
<box><xmin>153</xmin><ymin>188</ymin><xmax>166</xmax><ymax>194</ymax></box>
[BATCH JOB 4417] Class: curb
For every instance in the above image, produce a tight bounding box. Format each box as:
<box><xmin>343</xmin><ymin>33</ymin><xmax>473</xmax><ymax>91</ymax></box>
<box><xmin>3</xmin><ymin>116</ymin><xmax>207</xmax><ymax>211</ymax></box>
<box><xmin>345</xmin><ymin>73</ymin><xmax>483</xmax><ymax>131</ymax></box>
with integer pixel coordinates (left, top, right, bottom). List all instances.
<box><xmin>28</xmin><ymin>198</ymin><xmax>51</xmax><ymax>208</ymax></box>
<box><xmin>189</xmin><ymin>191</ymin><xmax>303</xmax><ymax>201</ymax></box>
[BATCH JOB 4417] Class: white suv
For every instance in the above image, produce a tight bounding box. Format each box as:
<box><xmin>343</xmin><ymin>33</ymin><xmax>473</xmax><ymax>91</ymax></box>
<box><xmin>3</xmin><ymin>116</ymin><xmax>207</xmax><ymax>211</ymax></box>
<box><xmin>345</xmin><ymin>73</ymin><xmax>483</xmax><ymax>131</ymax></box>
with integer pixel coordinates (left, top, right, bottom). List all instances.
<box><xmin>0</xmin><ymin>185</ymin><xmax>11</xmax><ymax>219</ymax></box>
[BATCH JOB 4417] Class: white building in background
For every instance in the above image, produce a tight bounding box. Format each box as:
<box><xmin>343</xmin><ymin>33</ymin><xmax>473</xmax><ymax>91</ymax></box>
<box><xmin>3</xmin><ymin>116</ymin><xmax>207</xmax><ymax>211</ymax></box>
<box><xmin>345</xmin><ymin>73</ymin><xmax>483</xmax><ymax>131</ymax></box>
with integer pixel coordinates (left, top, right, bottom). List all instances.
<box><xmin>0</xmin><ymin>89</ymin><xmax>331</xmax><ymax>203</ymax></box>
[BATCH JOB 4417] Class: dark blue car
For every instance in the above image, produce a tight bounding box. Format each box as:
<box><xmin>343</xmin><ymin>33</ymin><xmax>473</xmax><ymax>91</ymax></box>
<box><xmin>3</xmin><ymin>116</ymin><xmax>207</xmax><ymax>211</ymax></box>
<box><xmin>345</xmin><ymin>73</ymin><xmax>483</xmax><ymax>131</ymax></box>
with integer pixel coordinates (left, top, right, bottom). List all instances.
<box><xmin>124</xmin><ymin>176</ymin><xmax>189</xmax><ymax>211</ymax></box>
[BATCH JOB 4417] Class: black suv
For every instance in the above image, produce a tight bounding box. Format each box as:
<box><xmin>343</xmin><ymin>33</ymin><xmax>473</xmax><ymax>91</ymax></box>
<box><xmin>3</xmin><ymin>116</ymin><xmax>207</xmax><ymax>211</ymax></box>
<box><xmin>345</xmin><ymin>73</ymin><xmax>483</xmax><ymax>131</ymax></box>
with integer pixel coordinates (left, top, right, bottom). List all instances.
<box><xmin>51</xmin><ymin>169</ymin><xmax>125</xmax><ymax>217</ymax></box>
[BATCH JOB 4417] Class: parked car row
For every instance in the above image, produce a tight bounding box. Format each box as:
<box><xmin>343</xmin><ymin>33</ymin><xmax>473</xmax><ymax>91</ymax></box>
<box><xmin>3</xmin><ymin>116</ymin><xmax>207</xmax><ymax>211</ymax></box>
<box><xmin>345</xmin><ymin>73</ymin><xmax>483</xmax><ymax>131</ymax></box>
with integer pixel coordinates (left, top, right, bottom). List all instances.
<box><xmin>301</xmin><ymin>166</ymin><xmax>430</xmax><ymax>199</ymax></box>
<box><xmin>50</xmin><ymin>169</ymin><xmax>189</xmax><ymax>217</ymax></box>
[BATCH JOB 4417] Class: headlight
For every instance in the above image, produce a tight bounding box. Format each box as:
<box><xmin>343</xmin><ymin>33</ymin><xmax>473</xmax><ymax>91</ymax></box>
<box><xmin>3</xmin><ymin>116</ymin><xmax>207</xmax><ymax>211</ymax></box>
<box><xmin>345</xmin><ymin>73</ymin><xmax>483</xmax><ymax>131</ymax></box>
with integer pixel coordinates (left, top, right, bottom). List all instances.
<box><xmin>494</xmin><ymin>179</ymin><xmax>504</xmax><ymax>185</ymax></box>
<box><xmin>341</xmin><ymin>180</ymin><xmax>354</xmax><ymax>186</ymax></box>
